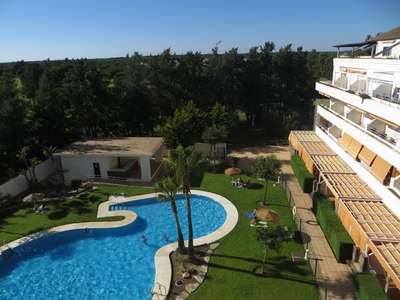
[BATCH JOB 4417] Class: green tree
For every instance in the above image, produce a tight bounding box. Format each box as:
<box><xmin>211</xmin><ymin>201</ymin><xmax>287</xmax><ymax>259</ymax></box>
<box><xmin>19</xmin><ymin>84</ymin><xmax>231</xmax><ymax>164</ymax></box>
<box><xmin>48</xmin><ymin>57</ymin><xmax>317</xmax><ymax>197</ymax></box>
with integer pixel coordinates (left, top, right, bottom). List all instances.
<box><xmin>242</xmin><ymin>43</ymin><xmax>275</xmax><ymax>127</ymax></box>
<box><xmin>252</xmin><ymin>155</ymin><xmax>282</xmax><ymax>205</ymax></box>
<box><xmin>162</xmin><ymin>101</ymin><xmax>206</xmax><ymax>149</ymax></box>
<box><xmin>154</xmin><ymin>176</ymin><xmax>187</xmax><ymax>254</ymax></box>
<box><xmin>206</xmin><ymin>102</ymin><xmax>231</xmax><ymax>129</ymax></box>
<box><xmin>202</xmin><ymin>125</ymin><xmax>228</xmax><ymax>173</ymax></box>
<box><xmin>29</xmin><ymin>157</ymin><xmax>41</xmax><ymax>185</ymax></box>
<box><xmin>17</xmin><ymin>62</ymin><xmax>43</xmax><ymax>98</ymax></box>
<box><xmin>256</xmin><ymin>225</ymin><xmax>289</xmax><ymax>274</ymax></box>
<box><xmin>146</xmin><ymin>48</ymin><xmax>181</xmax><ymax>118</ymax></box>
<box><xmin>165</xmin><ymin>145</ymin><xmax>204</xmax><ymax>261</ymax></box>
<box><xmin>175</xmin><ymin>51</ymin><xmax>206</xmax><ymax>106</ymax></box>
<box><xmin>42</xmin><ymin>145</ymin><xmax>58</xmax><ymax>174</ymax></box>
<box><xmin>0</xmin><ymin>68</ymin><xmax>29</xmax><ymax>178</ymax></box>
<box><xmin>16</xmin><ymin>146</ymin><xmax>32</xmax><ymax>179</ymax></box>
<box><xmin>57</xmin><ymin>167</ymin><xmax>70</xmax><ymax>186</ymax></box>
<box><xmin>63</xmin><ymin>59</ymin><xmax>110</xmax><ymax>138</ymax></box>
<box><xmin>112</xmin><ymin>53</ymin><xmax>156</xmax><ymax>136</ymax></box>
<box><xmin>31</xmin><ymin>63</ymin><xmax>68</xmax><ymax>147</ymax></box>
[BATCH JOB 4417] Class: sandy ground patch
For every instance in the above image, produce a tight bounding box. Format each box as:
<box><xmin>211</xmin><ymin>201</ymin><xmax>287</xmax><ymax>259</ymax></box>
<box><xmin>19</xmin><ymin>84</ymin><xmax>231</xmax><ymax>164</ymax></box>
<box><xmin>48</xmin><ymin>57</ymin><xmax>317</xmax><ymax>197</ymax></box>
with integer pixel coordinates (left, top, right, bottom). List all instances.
<box><xmin>227</xmin><ymin>145</ymin><xmax>291</xmax><ymax>173</ymax></box>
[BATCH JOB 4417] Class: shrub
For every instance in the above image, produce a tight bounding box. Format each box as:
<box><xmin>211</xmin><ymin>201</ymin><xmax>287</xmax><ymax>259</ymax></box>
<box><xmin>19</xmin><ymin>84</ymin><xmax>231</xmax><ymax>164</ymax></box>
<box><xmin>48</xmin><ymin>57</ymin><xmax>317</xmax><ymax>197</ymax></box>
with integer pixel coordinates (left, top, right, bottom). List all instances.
<box><xmin>354</xmin><ymin>273</ymin><xmax>388</xmax><ymax>300</ymax></box>
<box><xmin>290</xmin><ymin>155</ymin><xmax>313</xmax><ymax>193</ymax></box>
<box><xmin>71</xmin><ymin>177</ymin><xmax>82</xmax><ymax>189</ymax></box>
<box><xmin>313</xmin><ymin>192</ymin><xmax>353</xmax><ymax>263</ymax></box>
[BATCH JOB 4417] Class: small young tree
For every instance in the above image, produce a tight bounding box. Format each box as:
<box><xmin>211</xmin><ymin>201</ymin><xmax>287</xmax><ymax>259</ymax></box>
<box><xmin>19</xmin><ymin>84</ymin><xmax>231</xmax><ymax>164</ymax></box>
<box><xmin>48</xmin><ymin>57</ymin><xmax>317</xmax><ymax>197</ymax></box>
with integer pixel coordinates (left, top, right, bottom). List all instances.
<box><xmin>202</xmin><ymin>124</ymin><xmax>228</xmax><ymax>173</ymax></box>
<box><xmin>252</xmin><ymin>155</ymin><xmax>282</xmax><ymax>205</ymax></box>
<box><xmin>256</xmin><ymin>225</ymin><xmax>289</xmax><ymax>274</ymax></box>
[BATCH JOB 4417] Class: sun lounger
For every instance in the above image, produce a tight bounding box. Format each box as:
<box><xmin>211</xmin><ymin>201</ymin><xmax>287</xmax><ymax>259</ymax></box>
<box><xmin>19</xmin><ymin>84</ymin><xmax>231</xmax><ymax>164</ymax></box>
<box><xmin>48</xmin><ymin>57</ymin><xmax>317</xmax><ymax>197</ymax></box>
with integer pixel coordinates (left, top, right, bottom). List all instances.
<box><xmin>250</xmin><ymin>221</ymin><xmax>267</xmax><ymax>228</ymax></box>
<box><xmin>291</xmin><ymin>252</ymin><xmax>302</xmax><ymax>263</ymax></box>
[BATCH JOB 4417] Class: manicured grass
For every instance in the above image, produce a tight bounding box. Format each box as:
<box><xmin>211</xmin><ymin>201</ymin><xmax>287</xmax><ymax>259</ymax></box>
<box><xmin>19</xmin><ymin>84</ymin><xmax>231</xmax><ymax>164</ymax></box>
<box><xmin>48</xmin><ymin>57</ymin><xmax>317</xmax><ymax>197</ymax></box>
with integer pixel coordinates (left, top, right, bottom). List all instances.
<box><xmin>0</xmin><ymin>175</ymin><xmax>318</xmax><ymax>299</ymax></box>
<box><xmin>0</xmin><ymin>186</ymin><xmax>152</xmax><ymax>243</ymax></box>
<box><xmin>191</xmin><ymin>173</ymin><xmax>319</xmax><ymax>299</ymax></box>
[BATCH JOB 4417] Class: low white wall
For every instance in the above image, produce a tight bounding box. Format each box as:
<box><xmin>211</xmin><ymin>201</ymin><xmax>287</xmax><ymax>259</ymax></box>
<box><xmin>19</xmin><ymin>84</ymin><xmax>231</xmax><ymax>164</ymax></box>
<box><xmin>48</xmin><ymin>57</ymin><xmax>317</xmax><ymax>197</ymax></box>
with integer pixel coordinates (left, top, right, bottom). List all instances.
<box><xmin>0</xmin><ymin>159</ymin><xmax>54</xmax><ymax>197</ymax></box>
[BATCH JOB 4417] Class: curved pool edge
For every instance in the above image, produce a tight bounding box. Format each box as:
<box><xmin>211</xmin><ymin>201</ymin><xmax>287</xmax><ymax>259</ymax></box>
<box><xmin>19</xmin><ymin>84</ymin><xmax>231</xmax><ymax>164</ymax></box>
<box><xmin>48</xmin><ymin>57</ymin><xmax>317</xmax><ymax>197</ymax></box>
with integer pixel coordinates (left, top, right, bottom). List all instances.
<box><xmin>0</xmin><ymin>190</ymin><xmax>238</xmax><ymax>300</ymax></box>
<box><xmin>1</xmin><ymin>201</ymin><xmax>137</xmax><ymax>252</ymax></box>
<box><xmin>151</xmin><ymin>190</ymin><xmax>238</xmax><ymax>299</ymax></box>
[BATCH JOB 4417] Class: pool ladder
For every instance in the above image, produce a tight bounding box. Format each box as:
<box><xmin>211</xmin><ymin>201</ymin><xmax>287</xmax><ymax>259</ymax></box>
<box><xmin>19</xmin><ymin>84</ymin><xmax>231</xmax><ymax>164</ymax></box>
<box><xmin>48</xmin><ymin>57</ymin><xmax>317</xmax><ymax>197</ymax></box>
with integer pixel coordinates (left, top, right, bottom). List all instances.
<box><xmin>149</xmin><ymin>282</ymin><xmax>167</xmax><ymax>300</ymax></box>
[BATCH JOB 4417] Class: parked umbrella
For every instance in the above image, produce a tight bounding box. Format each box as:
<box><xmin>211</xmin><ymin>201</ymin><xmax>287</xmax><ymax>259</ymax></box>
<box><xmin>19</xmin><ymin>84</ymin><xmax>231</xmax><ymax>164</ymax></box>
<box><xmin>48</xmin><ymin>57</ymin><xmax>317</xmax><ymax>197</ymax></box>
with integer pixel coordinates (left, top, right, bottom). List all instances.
<box><xmin>23</xmin><ymin>193</ymin><xmax>44</xmax><ymax>209</ymax></box>
<box><xmin>256</xmin><ymin>208</ymin><xmax>280</xmax><ymax>222</ymax></box>
<box><xmin>224</xmin><ymin>167</ymin><xmax>241</xmax><ymax>181</ymax></box>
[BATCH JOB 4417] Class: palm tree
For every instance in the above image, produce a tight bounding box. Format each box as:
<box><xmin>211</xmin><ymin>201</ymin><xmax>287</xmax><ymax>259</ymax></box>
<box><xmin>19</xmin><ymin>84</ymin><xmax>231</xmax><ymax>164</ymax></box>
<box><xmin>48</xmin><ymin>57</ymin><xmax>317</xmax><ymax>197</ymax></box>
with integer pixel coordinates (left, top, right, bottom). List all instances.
<box><xmin>252</xmin><ymin>155</ymin><xmax>282</xmax><ymax>205</ymax></box>
<box><xmin>165</xmin><ymin>145</ymin><xmax>204</xmax><ymax>262</ymax></box>
<box><xmin>57</xmin><ymin>167</ymin><xmax>70</xmax><ymax>186</ymax></box>
<box><xmin>42</xmin><ymin>145</ymin><xmax>58</xmax><ymax>173</ymax></box>
<box><xmin>154</xmin><ymin>176</ymin><xmax>187</xmax><ymax>254</ymax></box>
<box><xmin>16</xmin><ymin>146</ymin><xmax>31</xmax><ymax>178</ymax></box>
<box><xmin>29</xmin><ymin>157</ymin><xmax>41</xmax><ymax>182</ymax></box>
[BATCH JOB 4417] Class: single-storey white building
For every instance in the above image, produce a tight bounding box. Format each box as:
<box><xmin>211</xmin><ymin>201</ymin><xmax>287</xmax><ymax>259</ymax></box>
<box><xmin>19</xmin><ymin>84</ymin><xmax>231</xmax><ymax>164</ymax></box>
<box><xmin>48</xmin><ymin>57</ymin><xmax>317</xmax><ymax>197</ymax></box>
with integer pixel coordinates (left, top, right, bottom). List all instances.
<box><xmin>53</xmin><ymin>137</ymin><xmax>165</xmax><ymax>183</ymax></box>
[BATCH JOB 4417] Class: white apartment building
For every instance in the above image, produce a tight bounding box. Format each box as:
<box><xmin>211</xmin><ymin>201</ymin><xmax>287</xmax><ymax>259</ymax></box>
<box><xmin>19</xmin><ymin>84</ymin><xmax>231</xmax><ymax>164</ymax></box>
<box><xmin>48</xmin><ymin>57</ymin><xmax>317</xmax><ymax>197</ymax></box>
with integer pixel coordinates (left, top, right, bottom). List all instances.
<box><xmin>289</xmin><ymin>26</ymin><xmax>400</xmax><ymax>299</ymax></box>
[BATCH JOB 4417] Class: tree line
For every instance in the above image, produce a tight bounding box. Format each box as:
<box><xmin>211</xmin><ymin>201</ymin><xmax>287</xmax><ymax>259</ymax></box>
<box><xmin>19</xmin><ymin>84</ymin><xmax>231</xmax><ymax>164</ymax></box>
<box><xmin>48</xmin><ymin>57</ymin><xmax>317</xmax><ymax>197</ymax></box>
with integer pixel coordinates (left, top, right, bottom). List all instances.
<box><xmin>0</xmin><ymin>42</ymin><xmax>335</xmax><ymax>182</ymax></box>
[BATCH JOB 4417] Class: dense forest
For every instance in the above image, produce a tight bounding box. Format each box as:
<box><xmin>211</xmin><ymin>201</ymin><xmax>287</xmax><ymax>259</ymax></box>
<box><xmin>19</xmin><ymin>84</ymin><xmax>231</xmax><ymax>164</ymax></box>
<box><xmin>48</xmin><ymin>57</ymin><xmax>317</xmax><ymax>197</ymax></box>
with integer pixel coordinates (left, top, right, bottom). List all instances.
<box><xmin>0</xmin><ymin>42</ymin><xmax>335</xmax><ymax>182</ymax></box>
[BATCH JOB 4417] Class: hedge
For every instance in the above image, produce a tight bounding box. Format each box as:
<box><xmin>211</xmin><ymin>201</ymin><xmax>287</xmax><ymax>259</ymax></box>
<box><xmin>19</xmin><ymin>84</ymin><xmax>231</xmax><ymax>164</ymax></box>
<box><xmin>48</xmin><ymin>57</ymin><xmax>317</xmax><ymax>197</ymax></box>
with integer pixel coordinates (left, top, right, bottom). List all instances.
<box><xmin>355</xmin><ymin>273</ymin><xmax>388</xmax><ymax>300</ymax></box>
<box><xmin>290</xmin><ymin>155</ymin><xmax>313</xmax><ymax>193</ymax></box>
<box><xmin>312</xmin><ymin>192</ymin><xmax>353</xmax><ymax>263</ymax></box>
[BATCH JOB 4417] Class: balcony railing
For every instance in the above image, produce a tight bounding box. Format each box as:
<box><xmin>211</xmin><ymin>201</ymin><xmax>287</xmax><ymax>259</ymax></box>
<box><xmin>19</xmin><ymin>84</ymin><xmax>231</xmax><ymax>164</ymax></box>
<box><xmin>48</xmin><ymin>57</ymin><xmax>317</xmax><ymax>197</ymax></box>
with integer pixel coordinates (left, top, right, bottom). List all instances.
<box><xmin>318</xmin><ymin>80</ymin><xmax>400</xmax><ymax>108</ymax></box>
<box><xmin>367</xmin><ymin>126</ymin><xmax>397</xmax><ymax>145</ymax></box>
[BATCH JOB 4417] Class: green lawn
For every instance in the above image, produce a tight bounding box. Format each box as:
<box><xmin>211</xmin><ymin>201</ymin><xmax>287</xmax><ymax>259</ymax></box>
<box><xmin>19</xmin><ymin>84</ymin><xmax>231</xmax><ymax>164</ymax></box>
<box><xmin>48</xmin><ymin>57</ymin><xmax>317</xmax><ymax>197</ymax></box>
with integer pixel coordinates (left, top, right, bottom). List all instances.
<box><xmin>190</xmin><ymin>173</ymin><xmax>319</xmax><ymax>299</ymax></box>
<box><xmin>0</xmin><ymin>186</ymin><xmax>152</xmax><ymax>243</ymax></box>
<box><xmin>0</xmin><ymin>174</ymin><xmax>318</xmax><ymax>299</ymax></box>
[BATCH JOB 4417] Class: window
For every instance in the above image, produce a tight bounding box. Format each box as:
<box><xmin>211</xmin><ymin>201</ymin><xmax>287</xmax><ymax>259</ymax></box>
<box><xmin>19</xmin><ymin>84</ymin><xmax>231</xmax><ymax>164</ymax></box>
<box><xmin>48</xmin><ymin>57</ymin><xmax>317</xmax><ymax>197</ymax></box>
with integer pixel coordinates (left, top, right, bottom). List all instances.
<box><xmin>383</xmin><ymin>47</ymin><xmax>391</xmax><ymax>56</ymax></box>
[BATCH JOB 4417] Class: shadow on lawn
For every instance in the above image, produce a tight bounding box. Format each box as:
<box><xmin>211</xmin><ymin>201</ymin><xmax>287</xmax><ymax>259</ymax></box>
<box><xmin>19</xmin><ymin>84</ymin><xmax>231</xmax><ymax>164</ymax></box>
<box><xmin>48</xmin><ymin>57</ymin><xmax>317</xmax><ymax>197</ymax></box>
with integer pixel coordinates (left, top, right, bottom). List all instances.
<box><xmin>48</xmin><ymin>210</ymin><xmax>69</xmax><ymax>220</ymax></box>
<box><xmin>248</xmin><ymin>183</ymin><xmax>263</xmax><ymax>190</ymax></box>
<box><xmin>209</xmin><ymin>253</ymin><xmax>313</xmax><ymax>277</ymax></box>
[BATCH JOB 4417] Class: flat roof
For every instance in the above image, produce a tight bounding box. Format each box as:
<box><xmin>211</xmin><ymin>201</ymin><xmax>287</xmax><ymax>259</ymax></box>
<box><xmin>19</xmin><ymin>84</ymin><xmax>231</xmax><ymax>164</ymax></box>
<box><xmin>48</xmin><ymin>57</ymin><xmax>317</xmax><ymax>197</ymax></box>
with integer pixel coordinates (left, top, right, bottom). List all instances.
<box><xmin>54</xmin><ymin>137</ymin><xmax>164</xmax><ymax>156</ymax></box>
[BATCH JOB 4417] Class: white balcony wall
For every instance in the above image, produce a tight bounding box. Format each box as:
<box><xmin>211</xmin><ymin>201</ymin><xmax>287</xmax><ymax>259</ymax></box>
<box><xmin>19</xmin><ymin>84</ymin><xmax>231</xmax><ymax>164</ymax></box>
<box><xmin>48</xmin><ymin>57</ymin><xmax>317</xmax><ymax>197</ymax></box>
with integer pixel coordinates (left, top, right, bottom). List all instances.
<box><xmin>316</xmin><ymin>126</ymin><xmax>400</xmax><ymax>217</ymax></box>
<box><xmin>316</xmin><ymin>105</ymin><xmax>400</xmax><ymax>172</ymax></box>
<box><xmin>316</xmin><ymin>82</ymin><xmax>400</xmax><ymax>126</ymax></box>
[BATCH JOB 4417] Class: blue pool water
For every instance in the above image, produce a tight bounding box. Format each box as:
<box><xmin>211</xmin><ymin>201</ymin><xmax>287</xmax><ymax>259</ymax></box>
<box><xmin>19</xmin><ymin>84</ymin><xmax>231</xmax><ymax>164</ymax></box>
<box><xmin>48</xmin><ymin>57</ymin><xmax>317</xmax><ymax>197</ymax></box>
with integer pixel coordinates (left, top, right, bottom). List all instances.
<box><xmin>0</xmin><ymin>194</ymin><xmax>226</xmax><ymax>300</ymax></box>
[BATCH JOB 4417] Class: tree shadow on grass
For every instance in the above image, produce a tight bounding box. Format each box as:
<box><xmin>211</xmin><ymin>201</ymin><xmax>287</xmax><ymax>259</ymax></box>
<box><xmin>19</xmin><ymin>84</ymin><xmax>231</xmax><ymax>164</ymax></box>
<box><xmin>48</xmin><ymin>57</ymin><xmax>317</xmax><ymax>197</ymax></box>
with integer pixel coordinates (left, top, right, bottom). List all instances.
<box><xmin>210</xmin><ymin>253</ymin><xmax>312</xmax><ymax>277</ymax></box>
<box><xmin>81</xmin><ymin>194</ymin><xmax>101</xmax><ymax>203</ymax></box>
<box><xmin>248</xmin><ymin>183</ymin><xmax>264</xmax><ymax>190</ymax></box>
<box><xmin>48</xmin><ymin>210</ymin><xmax>69</xmax><ymax>220</ymax></box>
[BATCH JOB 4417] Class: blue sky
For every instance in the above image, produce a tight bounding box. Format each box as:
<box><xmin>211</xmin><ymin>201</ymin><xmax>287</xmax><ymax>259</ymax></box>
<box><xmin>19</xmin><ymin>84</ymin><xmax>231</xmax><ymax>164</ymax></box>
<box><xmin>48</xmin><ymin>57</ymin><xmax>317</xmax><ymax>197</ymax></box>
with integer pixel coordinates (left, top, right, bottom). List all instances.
<box><xmin>0</xmin><ymin>0</ymin><xmax>399</xmax><ymax>62</ymax></box>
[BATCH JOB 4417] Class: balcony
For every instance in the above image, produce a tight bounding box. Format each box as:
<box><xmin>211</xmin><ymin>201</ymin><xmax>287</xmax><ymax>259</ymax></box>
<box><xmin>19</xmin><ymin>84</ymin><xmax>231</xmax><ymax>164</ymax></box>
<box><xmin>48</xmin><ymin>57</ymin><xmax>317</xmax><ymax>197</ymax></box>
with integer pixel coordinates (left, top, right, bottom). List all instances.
<box><xmin>320</xmin><ymin>79</ymin><xmax>400</xmax><ymax>106</ymax></box>
<box><xmin>316</xmin><ymin>103</ymin><xmax>399</xmax><ymax>151</ymax></box>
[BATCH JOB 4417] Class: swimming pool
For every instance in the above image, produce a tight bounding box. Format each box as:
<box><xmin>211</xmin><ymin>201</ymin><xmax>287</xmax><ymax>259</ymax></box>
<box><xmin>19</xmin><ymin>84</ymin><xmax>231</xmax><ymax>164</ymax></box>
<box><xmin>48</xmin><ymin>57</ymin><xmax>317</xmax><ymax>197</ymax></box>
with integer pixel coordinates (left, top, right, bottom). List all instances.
<box><xmin>0</xmin><ymin>193</ymin><xmax>228</xmax><ymax>300</ymax></box>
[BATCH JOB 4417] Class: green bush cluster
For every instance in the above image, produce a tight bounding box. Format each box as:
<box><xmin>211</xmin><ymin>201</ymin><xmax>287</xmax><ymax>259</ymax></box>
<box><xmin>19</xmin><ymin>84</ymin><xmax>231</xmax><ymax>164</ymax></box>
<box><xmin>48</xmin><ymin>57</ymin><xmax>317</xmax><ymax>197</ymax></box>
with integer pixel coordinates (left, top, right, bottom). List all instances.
<box><xmin>290</xmin><ymin>155</ymin><xmax>313</xmax><ymax>193</ymax></box>
<box><xmin>354</xmin><ymin>273</ymin><xmax>388</xmax><ymax>300</ymax></box>
<box><xmin>71</xmin><ymin>177</ymin><xmax>82</xmax><ymax>189</ymax></box>
<box><xmin>313</xmin><ymin>192</ymin><xmax>353</xmax><ymax>263</ymax></box>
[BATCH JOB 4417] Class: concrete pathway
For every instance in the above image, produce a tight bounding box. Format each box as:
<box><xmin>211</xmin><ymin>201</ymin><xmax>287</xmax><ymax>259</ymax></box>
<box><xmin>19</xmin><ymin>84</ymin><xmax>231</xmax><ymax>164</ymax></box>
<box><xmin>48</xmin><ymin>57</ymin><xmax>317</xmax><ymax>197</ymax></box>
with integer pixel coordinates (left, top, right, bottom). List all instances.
<box><xmin>282</xmin><ymin>164</ymin><xmax>356</xmax><ymax>300</ymax></box>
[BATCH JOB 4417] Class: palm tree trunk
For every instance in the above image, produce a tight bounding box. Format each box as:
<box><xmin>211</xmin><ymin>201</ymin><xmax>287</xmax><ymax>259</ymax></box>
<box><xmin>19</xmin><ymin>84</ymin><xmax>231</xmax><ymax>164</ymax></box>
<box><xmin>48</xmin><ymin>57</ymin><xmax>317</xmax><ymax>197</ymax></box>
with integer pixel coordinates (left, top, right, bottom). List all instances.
<box><xmin>182</xmin><ymin>174</ymin><xmax>195</xmax><ymax>261</ymax></box>
<box><xmin>170</xmin><ymin>197</ymin><xmax>187</xmax><ymax>254</ymax></box>
<box><xmin>185</xmin><ymin>192</ymin><xmax>195</xmax><ymax>261</ymax></box>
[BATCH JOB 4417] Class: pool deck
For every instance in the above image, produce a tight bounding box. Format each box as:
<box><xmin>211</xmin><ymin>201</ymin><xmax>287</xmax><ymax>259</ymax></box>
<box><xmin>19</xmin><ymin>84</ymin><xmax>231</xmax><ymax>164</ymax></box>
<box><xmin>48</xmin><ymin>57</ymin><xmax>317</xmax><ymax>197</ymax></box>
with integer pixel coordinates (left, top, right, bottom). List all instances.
<box><xmin>1</xmin><ymin>190</ymin><xmax>238</xmax><ymax>300</ymax></box>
